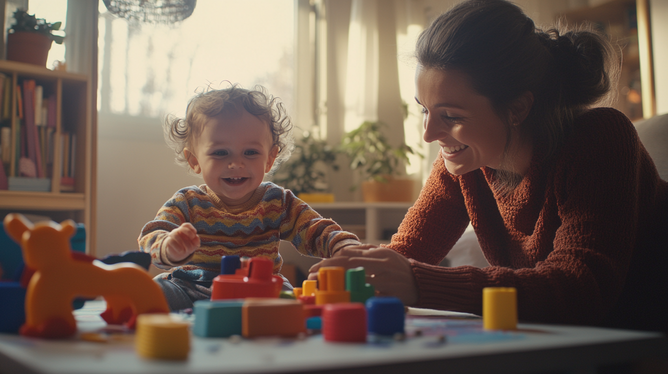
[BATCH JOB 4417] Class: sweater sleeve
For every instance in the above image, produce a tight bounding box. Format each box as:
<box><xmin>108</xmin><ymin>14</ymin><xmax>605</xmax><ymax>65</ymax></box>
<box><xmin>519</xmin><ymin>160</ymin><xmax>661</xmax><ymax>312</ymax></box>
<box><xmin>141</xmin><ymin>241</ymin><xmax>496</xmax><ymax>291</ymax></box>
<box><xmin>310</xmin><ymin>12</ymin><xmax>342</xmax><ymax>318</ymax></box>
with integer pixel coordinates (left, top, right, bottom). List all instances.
<box><xmin>279</xmin><ymin>189</ymin><xmax>361</xmax><ymax>258</ymax></box>
<box><xmin>404</xmin><ymin>109</ymin><xmax>651</xmax><ymax>326</ymax></box>
<box><xmin>138</xmin><ymin>189</ymin><xmax>196</xmax><ymax>269</ymax></box>
<box><xmin>387</xmin><ymin>156</ymin><xmax>471</xmax><ymax>265</ymax></box>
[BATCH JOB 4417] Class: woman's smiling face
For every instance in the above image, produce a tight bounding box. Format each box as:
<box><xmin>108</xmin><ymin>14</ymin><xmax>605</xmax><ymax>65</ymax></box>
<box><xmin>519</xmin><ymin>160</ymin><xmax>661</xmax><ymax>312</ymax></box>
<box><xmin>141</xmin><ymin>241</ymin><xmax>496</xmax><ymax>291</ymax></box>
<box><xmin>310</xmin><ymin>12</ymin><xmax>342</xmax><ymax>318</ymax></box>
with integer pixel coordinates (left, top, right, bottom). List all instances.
<box><xmin>415</xmin><ymin>66</ymin><xmax>516</xmax><ymax>176</ymax></box>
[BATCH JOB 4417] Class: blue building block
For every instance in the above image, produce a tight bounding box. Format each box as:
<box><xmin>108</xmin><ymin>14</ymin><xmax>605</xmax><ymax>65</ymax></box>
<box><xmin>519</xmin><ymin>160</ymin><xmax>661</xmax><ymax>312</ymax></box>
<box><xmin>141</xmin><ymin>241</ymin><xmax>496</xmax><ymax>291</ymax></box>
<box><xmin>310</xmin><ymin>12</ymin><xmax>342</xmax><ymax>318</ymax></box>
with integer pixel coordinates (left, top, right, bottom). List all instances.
<box><xmin>220</xmin><ymin>255</ymin><xmax>241</xmax><ymax>275</ymax></box>
<box><xmin>306</xmin><ymin>316</ymin><xmax>322</xmax><ymax>330</ymax></box>
<box><xmin>346</xmin><ymin>267</ymin><xmax>375</xmax><ymax>303</ymax></box>
<box><xmin>366</xmin><ymin>297</ymin><xmax>405</xmax><ymax>336</ymax></box>
<box><xmin>193</xmin><ymin>300</ymin><xmax>243</xmax><ymax>338</ymax></box>
<box><xmin>0</xmin><ymin>282</ymin><xmax>26</xmax><ymax>334</ymax></box>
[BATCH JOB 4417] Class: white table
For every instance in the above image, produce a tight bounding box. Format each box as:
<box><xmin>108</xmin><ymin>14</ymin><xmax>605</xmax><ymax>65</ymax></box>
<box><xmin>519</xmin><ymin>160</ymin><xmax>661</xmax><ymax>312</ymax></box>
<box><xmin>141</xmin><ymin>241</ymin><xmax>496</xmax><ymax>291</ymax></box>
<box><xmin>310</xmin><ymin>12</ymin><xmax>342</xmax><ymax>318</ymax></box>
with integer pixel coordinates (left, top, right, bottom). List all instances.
<box><xmin>0</xmin><ymin>300</ymin><xmax>666</xmax><ymax>374</ymax></box>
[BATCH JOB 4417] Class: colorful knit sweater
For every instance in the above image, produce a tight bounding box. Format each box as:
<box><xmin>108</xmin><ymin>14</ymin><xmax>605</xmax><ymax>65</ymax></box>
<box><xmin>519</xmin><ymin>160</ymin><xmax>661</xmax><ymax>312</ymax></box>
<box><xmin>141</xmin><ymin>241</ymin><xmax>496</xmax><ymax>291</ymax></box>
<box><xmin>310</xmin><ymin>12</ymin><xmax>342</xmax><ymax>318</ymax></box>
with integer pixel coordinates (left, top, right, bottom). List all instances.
<box><xmin>139</xmin><ymin>182</ymin><xmax>360</xmax><ymax>284</ymax></box>
<box><xmin>388</xmin><ymin>108</ymin><xmax>668</xmax><ymax>332</ymax></box>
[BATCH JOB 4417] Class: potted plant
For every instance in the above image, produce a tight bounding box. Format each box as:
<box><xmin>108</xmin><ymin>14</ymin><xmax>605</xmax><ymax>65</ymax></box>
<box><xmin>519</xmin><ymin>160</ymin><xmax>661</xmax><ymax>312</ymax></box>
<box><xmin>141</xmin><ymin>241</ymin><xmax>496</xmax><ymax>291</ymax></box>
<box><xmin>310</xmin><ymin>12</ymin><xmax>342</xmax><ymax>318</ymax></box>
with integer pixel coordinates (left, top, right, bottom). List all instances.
<box><xmin>272</xmin><ymin>130</ymin><xmax>339</xmax><ymax>203</ymax></box>
<box><xmin>340</xmin><ymin>121</ymin><xmax>421</xmax><ymax>202</ymax></box>
<box><xmin>6</xmin><ymin>9</ymin><xmax>64</xmax><ymax>67</ymax></box>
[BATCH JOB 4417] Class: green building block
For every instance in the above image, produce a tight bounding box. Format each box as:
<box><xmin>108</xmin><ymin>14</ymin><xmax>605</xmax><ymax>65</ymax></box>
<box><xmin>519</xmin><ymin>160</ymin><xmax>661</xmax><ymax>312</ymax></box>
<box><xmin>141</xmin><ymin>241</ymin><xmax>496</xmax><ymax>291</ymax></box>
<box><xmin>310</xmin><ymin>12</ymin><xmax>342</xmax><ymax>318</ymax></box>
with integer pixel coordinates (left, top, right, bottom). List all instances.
<box><xmin>346</xmin><ymin>267</ymin><xmax>375</xmax><ymax>303</ymax></box>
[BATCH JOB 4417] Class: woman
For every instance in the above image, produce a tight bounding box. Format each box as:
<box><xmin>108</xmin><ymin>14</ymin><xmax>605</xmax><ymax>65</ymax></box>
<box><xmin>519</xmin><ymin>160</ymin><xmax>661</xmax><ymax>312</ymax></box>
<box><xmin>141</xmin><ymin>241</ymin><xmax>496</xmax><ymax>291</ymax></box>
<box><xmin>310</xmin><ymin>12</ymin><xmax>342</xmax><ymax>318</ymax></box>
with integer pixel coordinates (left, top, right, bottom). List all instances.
<box><xmin>311</xmin><ymin>0</ymin><xmax>668</xmax><ymax>333</ymax></box>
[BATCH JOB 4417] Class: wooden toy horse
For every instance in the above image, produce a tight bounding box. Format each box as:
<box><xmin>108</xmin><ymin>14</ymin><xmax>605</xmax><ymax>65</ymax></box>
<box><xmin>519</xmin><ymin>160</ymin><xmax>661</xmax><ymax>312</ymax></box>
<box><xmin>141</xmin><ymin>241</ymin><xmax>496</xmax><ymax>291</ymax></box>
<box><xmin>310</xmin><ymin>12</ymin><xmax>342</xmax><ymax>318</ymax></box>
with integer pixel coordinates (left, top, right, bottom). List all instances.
<box><xmin>3</xmin><ymin>213</ymin><xmax>169</xmax><ymax>339</ymax></box>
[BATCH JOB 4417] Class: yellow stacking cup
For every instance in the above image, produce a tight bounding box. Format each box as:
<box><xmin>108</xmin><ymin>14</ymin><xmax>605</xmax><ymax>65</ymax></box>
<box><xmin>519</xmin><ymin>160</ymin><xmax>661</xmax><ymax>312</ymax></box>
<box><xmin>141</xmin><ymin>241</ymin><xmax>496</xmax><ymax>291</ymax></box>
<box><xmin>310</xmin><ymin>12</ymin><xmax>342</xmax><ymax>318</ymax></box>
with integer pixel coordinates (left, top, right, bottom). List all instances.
<box><xmin>135</xmin><ymin>314</ymin><xmax>190</xmax><ymax>360</ymax></box>
<box><xmin>483</xmin><ymin>287</ymin><xmax>517</xmax><ymax>330</ymax></box>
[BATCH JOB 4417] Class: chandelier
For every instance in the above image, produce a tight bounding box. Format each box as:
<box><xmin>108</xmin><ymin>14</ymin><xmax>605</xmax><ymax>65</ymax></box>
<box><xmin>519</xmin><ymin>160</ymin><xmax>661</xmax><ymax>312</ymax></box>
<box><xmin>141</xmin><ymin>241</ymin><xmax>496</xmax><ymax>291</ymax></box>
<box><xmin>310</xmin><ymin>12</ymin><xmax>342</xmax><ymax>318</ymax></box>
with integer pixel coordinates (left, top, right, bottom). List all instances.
<box><xmin>102</xmin><ymin>0</ymin><xmax>197</xmax><ymax>24</ymax></box>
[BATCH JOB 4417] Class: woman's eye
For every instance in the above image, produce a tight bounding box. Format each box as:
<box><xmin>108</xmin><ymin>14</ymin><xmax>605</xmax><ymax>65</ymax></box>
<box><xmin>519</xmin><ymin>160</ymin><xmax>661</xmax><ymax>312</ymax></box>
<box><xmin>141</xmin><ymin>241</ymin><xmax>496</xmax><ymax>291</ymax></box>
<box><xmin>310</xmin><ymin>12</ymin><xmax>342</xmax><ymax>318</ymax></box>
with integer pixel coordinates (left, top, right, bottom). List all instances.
<box><xmin>420</xmin><ymin>106</ymin><xmax>428</xmax><ymax>114</ymax></box>
<box><xmin>442</xmin><ymin>115</ymin><xmax>462</xmax><ymax>123</ymax></box>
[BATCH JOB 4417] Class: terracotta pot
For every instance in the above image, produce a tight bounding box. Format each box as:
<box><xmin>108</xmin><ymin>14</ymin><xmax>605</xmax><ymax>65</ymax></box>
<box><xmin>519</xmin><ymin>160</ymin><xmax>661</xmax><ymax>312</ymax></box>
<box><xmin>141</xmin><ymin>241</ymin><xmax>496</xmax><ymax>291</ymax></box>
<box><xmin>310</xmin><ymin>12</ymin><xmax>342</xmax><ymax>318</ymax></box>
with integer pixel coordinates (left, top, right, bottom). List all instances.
<box><xmin>361</xmin><ymin>177</ymin><xmax>414</xmax><ymax>202</ymax></box>
<box><xmin>297</xmin><ymin>193</ymin><xmax>335</xmax><ymax>203</ymax></box>
<box><xmin>6</xmin><ymin>32</ymin><xmax>52</xmax><ymax>67</ymax></box>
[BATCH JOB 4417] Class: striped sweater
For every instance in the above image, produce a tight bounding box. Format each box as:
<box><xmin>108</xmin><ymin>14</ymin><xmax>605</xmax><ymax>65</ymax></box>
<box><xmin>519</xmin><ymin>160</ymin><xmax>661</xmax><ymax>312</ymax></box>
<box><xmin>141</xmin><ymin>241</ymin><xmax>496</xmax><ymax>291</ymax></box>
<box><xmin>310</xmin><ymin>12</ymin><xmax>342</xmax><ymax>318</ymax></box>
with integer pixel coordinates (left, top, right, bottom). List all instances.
<box><xmin>139</xmin><ymin>182</ymin><xmax>360</xmax><ymax>284</ymax></box>
<box><xmin>389</xmin><ymin>108</ymin><xmax>668</xmax><ymax>333</ymax></box>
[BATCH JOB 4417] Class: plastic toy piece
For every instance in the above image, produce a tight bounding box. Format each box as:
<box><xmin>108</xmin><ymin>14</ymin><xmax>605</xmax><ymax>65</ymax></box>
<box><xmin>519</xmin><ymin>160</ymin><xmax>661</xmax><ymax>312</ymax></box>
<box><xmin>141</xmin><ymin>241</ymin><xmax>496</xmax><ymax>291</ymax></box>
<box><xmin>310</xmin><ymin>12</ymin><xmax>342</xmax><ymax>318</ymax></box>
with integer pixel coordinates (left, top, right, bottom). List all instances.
<box><xmin>301</xmin><ymin>280</ymin><xmax>317</xmax><ymax>296</ymax></box>
<box><xmin>303</xmin><ymin>304</ymin><xmax>324</xmax><ymax>318</ymax></box>
<box><xmin>315</xmin><ymin>267</ymin><xmax>350</xmax><ymax>305</ymax></box>
<box><xmin>192</xmin><ymin>300</ymin><xmax>243</xmax><ymax>338</ymax></box>
<box><xmin>279</xmin><ymin>291</ymin><xmax>296</xmax><ymax>299</ymax></box>
<box><xmin>306</xmin><ymin>316</ymin><xmax>322</xmax><ymax>330</ymax></box>
<box><xmin>242</xmin><ymin>298</ymin><xmax>306</xmax><ymax>338</ymax></box>
<box><xmin>293</xmin><ymin>287</ymin><xmax>303</xmax><ymax>297</ymax></box>
<box><xmin>136</xmin><ymin>314</ymin><xmax>190</xmax><ymax>360</ymax></box>
<box><xmin>346</xmin><ymin>267</ymin><xmax>375</xmax><ymax>303</ymax></box>
<box><xmin>322</xmin><ymin>303</ymin><xmax>367</xmax><ymax>343</ymax></box>
<box><xmin>210</xmin><ymin>257</ymin><xmax>283</xmax><ymax>300</ymax></box>
<box><xmin>220</xmin><ymin>255</ymin><xmax>242</xmax><ymax>275</ymax></box>
<box><xmin>0</xmin><ymin>282</ymin><xmax>26</xmax><ymax>333</ymax></box>
<box><xmin>483</xmin><ymin>287</ymin><xmax>517</xmax><ymax>330</ymax></box>
<box><xmin>3</xmin><ymin>213</ymin><xmax>170</xmax><ymax>339</ymax></box>
<box><xmin>366</xmin><ymin>297</ymin><xmax>405</xmax><ymax>336</ymax></box>
<box><xmin>298</xmin><ymin>295</ymin><xmax>316</xmax><ymax>305</ymax></box>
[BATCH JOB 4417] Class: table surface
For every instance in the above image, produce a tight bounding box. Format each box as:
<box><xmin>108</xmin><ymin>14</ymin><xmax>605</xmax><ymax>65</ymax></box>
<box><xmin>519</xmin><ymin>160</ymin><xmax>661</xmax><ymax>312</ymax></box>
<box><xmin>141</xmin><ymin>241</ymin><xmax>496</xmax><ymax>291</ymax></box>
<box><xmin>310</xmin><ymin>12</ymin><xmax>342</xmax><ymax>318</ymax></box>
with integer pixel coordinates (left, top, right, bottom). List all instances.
<box><xmin>0</xmin><ymin>300</ymin><xmax>666</xmax><ymax>374</ymax></box>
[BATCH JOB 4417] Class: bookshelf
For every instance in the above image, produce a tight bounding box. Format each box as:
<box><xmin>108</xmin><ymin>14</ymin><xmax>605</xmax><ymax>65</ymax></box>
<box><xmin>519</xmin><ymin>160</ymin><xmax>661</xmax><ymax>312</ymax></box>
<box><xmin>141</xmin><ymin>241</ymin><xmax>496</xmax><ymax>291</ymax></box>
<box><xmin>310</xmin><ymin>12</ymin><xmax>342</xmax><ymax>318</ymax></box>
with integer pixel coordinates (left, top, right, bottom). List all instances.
<box><xmin>0</xmin><ymin>60</ymin><xmax>94</xmax><ymax>254</ymax></box>
<box><xmin>560</xmin><ymin>0</ymin><xmax>655</xmax><ymax>121</ymax></box>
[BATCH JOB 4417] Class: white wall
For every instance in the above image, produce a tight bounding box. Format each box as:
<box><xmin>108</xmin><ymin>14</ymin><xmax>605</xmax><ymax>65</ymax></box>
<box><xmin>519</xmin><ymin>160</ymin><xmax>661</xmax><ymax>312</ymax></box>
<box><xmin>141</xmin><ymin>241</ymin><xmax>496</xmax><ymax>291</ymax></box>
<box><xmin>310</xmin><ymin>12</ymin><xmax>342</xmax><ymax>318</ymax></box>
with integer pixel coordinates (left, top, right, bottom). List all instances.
<box><xmin>96</xmin><ymin>114</ymin><xmax>201</xmax><ymax>258</ymax></box>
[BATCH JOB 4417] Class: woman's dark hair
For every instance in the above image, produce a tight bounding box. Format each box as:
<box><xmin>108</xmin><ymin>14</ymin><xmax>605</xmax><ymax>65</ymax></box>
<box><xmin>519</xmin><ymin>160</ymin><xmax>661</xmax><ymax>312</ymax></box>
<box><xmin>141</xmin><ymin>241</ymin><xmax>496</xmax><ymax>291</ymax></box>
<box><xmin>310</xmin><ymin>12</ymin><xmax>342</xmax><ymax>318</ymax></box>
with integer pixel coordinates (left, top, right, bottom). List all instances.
<box><xmin>416</xmin><ymin>0</ymin><xmax>620</xmax><ymax>189</ymax></box>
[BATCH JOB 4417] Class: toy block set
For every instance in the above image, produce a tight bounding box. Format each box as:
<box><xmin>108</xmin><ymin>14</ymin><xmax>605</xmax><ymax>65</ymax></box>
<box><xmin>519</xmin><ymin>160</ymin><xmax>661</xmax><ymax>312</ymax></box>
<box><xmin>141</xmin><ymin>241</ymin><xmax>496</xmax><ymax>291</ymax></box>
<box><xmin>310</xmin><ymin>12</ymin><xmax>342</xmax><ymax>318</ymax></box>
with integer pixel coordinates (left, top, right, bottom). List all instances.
<box><xmin>0</xmin><ymin>213</ymin><xmax>518</xmax><ymax>363</ymax></box>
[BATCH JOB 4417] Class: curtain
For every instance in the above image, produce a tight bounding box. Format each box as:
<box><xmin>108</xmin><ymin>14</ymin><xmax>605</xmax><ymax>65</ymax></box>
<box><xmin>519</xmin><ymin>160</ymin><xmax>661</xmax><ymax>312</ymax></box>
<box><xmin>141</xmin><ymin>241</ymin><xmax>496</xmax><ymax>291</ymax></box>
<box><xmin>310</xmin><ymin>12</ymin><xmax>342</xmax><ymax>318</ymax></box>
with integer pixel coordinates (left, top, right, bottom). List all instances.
<box><xmin>316</xmin><ymin>0</ymin><xmax>429</xmax><ymax>199</ymax></box>
<box><xmin>65</xmin><ymin>0</ymin><xmax>97</xmax><ymax>76</ymax></box>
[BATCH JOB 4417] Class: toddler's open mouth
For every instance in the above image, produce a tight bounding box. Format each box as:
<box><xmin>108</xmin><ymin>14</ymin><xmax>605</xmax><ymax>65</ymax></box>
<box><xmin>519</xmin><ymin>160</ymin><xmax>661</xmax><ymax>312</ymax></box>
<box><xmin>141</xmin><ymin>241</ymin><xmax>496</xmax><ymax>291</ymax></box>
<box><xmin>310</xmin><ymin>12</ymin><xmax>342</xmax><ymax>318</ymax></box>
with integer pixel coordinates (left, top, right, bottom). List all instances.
<box><xmin>224</xmin><ymin>177</ymin><xmax>248</xmax><ymax>185</ymax></box>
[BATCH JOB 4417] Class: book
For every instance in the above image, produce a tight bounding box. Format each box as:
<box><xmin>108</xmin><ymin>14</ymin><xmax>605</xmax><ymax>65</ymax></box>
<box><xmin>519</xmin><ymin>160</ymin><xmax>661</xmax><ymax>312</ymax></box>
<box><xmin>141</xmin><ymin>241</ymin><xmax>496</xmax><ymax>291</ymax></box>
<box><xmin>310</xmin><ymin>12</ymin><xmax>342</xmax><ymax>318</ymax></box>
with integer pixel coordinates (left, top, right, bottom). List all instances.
<box><xmin>34</xmin><ymin>85</ymin><xmax>43</xmax><ymax>126</ymax></box>
<box><xmin>2</xmin><ymin>78</ymin><xmax>10</xmax><ymax>121</ymax></box>
<box><xmin>22</xmin><ymin>80</ymin><xmax>43</xmax><ymax>178</ymax></box>
<box><xmin>1</xmin><ymin>126</ymin><xmax>10</xmax><ymax>164</ymax></box>
<box><xmin>8</xmin><ymin>176</ymin><xmax>50</xmax><ymax>192</ymax></box>
<box><xmin>0</xmin><ymin>157</ymin><xmax>7</xmax><ymax>190</ymax></box>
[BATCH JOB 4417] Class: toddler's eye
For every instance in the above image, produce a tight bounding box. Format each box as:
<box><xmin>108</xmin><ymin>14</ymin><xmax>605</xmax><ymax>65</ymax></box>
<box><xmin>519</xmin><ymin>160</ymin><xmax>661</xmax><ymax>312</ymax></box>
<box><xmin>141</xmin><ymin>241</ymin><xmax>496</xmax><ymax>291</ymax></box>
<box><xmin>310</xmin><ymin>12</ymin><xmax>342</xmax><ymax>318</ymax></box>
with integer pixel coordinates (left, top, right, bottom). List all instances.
<box><xmin>212</xmin><ymin>150</ymin><xmax>228</xmax><ymax>156</ymax></box>
<box><xmin>244</xmin><ymin>150</ymin><xmax>260</xmax><ymax>156</ymax></box>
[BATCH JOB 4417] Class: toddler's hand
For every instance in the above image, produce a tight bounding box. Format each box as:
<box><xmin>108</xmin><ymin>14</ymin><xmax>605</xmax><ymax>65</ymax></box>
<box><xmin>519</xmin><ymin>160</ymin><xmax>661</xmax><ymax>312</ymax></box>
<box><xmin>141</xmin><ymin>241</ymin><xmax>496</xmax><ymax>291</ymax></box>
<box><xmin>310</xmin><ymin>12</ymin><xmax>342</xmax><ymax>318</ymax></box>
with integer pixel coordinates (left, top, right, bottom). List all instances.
<box><xmin>163</xmin><ymin>223</ymin><xmax>200</xmax><ymax>263</ymax></box>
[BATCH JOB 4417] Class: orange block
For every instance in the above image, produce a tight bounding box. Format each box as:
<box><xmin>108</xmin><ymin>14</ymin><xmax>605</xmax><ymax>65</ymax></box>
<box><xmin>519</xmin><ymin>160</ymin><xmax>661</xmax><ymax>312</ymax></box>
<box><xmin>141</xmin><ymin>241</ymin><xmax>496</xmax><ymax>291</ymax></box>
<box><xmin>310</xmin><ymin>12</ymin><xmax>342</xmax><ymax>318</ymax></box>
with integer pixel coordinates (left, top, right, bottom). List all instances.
<box><xmin>315</xmin><ymin>267</ymin><xmax>350</xmax><ymax>305</ymax></box>
<box><xmin>242</xmin><ymin>298</ymin><xmax>306</xmax><ymax>338</ymax></box>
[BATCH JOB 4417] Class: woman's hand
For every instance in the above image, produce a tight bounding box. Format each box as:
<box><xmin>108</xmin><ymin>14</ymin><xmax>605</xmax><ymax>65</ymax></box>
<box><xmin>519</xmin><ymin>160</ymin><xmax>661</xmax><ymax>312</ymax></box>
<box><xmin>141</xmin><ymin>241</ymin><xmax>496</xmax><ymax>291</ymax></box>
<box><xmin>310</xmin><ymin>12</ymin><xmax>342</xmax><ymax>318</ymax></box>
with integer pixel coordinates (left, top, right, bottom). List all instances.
<box><xmin>309</xmin><ymin>246</ymin><xmax>419</xmax><ymax>306</ymax></box>
<box><xmin>163</xmin><ymin>223</ymin><xmax>200</xmax><ymax>263</ymax></box>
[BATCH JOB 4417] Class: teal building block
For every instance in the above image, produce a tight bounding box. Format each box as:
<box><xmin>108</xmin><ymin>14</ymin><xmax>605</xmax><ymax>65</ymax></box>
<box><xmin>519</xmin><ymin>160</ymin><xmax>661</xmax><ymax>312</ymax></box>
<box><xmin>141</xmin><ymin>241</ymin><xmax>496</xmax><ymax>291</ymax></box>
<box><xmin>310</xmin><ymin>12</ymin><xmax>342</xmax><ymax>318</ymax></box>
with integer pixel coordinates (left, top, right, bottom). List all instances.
<box><xmin>193</xmin><ymin>300</ymin><xmax>243</xmax><ymax>338</ymax></box>
<box><xmin>346</xmin><ymin>267</ymin><xmax>375</xmax><ymax>303</ymax></box>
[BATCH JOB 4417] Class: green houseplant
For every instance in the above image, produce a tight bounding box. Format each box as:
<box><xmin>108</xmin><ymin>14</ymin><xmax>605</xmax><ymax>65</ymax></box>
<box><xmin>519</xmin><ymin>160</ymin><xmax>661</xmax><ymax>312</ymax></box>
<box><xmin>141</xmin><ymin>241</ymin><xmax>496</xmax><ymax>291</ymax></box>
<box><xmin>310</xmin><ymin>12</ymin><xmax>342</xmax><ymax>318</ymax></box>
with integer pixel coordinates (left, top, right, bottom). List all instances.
<box><xmin>272</xmin><ymin>130</ymin><xmax>339</xmax><ymax>202</ymax></box>
<box><xmin>6</xmin><ymin>9</ymin><xmax>64</xmax><ymax>67</ymax></box>
<box><xmin>340</xmin><ymin>120</ymin><xmax>421</xmax><ymax>202</ymax></box>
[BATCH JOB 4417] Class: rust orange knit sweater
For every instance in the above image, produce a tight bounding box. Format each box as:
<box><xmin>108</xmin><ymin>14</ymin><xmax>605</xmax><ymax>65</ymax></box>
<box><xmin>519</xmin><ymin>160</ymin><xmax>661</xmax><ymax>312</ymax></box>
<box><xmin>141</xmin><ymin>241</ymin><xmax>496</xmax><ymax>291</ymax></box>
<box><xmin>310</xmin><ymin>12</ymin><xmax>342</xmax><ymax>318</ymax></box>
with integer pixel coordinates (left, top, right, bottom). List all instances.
<box><xmin>388</xmin><ymin>108</ymin><xmax>668</xmax><ymax>332</ymax></box>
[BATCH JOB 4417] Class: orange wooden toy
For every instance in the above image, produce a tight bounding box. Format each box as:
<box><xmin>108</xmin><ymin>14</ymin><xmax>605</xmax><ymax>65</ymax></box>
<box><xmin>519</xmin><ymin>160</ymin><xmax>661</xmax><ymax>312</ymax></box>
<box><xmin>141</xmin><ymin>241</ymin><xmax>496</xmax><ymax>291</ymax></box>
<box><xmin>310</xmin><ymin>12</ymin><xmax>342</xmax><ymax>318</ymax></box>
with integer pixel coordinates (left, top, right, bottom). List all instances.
<box><xmin>3</xmin><ymin>213</ymin><xmax>169</xmax><ymax>339</ymax></box>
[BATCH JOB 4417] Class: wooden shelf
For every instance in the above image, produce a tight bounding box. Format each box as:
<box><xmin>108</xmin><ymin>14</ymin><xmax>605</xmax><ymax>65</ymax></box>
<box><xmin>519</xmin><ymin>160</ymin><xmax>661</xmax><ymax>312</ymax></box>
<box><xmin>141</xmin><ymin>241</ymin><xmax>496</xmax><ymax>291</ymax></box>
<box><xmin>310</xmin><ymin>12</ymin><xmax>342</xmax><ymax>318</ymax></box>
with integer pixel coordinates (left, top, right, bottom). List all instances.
<box><xmin>0</xmin><ymin>60</ymin><xmax>94</xmax><ymax>253</ymax></box>
<box><xmin>310</xmin><ymin>202</ymin><xmax>413</xmax><ymax>243</ymax></box>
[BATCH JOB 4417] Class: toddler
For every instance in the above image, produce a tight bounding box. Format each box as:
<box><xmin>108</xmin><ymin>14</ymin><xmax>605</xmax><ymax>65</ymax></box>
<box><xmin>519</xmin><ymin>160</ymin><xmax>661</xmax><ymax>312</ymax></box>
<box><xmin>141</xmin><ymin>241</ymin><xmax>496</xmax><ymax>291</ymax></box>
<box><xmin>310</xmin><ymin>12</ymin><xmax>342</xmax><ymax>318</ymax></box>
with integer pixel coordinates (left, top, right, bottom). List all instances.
<box><xmin>139</xmin><ymin>84</ymin><xmax>360</xmax><ymax>311</ymax></box>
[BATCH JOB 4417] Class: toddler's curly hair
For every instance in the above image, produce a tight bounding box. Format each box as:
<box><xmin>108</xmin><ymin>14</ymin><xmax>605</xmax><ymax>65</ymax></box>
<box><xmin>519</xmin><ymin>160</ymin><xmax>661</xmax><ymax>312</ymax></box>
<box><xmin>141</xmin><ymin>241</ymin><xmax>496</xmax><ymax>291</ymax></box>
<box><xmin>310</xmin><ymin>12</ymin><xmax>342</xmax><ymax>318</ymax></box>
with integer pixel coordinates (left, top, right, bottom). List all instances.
<box><xmin>164</xmin><ymin>83</ymin><xmax>293</xmax><ymax>175</ymax></box>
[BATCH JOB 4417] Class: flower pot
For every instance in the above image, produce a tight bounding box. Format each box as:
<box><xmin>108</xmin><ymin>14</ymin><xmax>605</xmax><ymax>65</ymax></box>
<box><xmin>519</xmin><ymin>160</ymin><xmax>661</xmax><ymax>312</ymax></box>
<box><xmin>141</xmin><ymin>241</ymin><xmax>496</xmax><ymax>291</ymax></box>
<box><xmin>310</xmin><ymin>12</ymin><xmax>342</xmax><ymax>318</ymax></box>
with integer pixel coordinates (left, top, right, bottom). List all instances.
<box><xmin>361</xmin><ymin>177</ymin><xmax>414</xmax><ymax>202</ymax></box>
<box><xmin>6</xmin><ymin>32</ymin><xmax>52</xmax><ymax>67</ymax></box>
<box><xmin>297</xmin><ymin>193</ymin><xmax>335</xmax><ymax>203</ymax></box>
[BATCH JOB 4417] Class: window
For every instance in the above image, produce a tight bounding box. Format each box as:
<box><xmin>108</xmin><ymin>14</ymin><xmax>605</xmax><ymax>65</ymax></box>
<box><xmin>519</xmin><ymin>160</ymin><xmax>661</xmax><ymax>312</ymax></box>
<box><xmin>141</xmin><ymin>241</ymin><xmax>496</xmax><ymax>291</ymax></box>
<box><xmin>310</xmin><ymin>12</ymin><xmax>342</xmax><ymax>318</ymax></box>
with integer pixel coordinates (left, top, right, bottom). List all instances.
<box><xmin>96</xmin><ymin>0</ymin><xmax>294</xmax><ymax>119</ymax></box>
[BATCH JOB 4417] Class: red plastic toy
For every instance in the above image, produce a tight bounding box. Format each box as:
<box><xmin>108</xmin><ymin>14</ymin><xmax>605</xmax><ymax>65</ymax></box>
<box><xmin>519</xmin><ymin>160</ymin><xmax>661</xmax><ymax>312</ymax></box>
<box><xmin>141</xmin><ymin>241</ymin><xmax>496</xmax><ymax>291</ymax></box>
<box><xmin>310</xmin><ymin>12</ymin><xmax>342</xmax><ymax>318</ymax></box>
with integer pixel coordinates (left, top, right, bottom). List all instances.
<box><xmin>210</xmin><ymin>257</ymin><xmax>282</xmax><ymax>300</ymax></box>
